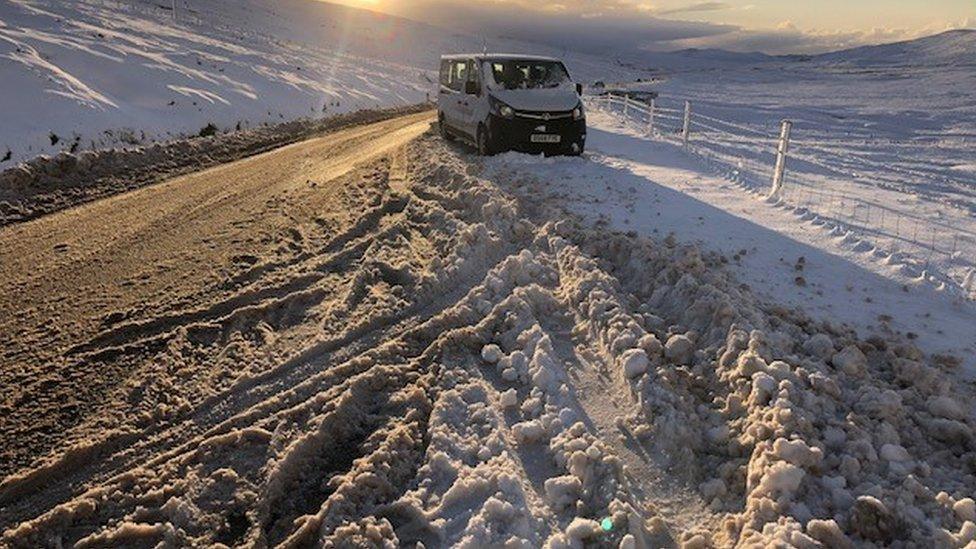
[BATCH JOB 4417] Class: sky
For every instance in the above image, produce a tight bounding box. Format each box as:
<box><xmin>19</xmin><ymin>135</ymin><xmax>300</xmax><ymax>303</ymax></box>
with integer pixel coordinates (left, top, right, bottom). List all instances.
<box><xmin>326</xmin><ymin>0</ymin><xmax>976</xmax><ymax>54</ymax></box>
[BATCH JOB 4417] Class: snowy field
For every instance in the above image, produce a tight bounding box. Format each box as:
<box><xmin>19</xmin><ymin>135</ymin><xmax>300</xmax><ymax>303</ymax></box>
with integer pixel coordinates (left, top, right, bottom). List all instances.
<box><xmin>0</xmin><ymin>0</ymin><xmax>637</xmax><ymax>165</ymax></box>
<box><xmin>600</xmin><ymin>31</ymin><xmax>976</xmax><ymax>305</ymax></box>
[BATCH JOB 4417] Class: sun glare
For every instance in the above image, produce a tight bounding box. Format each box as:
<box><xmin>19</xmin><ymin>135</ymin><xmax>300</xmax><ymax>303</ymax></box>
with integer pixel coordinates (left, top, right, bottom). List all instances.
<box><xmin>337</xmin><ymin>0</ymin><xmax>381</xmax><ymax>7</ymax></box>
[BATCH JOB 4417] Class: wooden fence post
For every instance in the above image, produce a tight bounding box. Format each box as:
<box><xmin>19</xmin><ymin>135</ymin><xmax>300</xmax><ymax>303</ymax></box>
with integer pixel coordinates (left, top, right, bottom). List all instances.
<box><xmin>682</xmin><ymin>101</ymin><xmax>692</xmax><ymax>145</ymax></box>
<box><xmin>770</xmin><ymin>119</ymin><xmax>793</xmax><ymax>198</ymax></box>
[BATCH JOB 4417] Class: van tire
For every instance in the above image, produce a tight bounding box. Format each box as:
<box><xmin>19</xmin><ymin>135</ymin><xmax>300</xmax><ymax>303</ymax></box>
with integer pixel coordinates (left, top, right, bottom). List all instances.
<box><xmin>438</xmin><ymin>113</ymin><xmax>454</xmax><ymax>142</ymax></box>
<box><xmin>476</xmin><ymin>124</ymin><xmax>494</xmax><ymax>156</ymax></box>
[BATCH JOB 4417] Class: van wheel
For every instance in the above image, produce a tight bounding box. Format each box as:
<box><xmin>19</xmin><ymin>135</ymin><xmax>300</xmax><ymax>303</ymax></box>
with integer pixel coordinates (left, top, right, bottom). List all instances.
<box><xmin>438</xmin><ymin>113</ymin><xmax>454</xmax><ymax>142</ymax></box>
<box><xmin>476</xmin><ymin>124</ymin><xmax>494</xmax><ymax>156</ymax></box>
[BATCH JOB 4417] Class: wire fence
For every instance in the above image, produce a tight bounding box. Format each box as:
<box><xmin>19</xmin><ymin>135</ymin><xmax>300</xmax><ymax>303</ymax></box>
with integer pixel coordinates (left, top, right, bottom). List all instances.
<box><xmin>586</xmin><ymin>93</ymin><xmax>976</xmax><ymax>299</ymax></box>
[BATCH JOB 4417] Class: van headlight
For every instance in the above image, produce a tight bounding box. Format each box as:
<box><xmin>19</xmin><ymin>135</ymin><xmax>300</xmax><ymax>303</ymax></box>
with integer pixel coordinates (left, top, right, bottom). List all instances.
<box><xmin>490</xmin><ymin>97</ymin><xmax>515</xmax><ymax>119</ymax></box>
<box><xmin>573</xmin><ymin>104</ymin><xmax>585</xmax><ymax>120</ymax></box>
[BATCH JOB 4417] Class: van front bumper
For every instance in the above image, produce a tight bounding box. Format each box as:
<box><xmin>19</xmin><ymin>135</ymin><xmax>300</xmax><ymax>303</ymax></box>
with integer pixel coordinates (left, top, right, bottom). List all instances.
<box><xmin>487</xmin><ymin>113</ymin><xmax>586</xmax><ymax>155</ymax></box>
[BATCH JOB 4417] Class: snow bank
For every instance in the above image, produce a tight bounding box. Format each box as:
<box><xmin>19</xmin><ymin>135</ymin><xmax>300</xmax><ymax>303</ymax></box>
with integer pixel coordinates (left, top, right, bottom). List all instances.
<box><xmin>0</xmin><ymin>104</ymin><xmax>427</xmax><ymax>225</ymax></box>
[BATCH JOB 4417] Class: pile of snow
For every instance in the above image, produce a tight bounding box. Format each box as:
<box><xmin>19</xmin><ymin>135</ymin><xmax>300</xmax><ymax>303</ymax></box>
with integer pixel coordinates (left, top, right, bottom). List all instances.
<box><xmin>4</xmin><ymin>132</ymin><xmax>975</xmax><ymax>547</ymax></box>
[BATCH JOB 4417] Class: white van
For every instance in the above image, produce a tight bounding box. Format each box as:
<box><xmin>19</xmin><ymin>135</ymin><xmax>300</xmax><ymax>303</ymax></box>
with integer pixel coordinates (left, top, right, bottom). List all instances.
<box><xmin>437</xmin><ymin>54</ymin><xmax>586</xmax><ymax>156</ymax></box>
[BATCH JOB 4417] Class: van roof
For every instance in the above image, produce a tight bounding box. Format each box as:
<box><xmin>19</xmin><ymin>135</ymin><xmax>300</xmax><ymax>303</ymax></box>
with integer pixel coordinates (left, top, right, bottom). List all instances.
<box><xmin>440</xmin><ymin>53</ymin><xmax>563</xmax><ymax>63</ymax></box>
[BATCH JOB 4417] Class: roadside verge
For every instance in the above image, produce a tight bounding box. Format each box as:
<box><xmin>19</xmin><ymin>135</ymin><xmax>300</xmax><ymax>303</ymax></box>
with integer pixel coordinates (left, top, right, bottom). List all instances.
<box><xmin>0</xmin><ymin>104</ymin><xmax>432</xmax><ymax>227</ymax></box>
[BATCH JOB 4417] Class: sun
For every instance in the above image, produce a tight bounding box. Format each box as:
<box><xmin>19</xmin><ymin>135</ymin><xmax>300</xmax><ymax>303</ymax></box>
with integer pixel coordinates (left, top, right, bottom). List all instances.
<box><xmin>330</xmin><ymin>0</ymin><xmax>383</xmax><ymax>8</ymax></box>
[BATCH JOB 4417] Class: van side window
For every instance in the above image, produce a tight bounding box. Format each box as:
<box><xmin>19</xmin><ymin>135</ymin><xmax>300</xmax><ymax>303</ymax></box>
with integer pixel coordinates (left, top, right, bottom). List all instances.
<box><xmin>468</xmin><ymin>60</ymin><xmax>480</xmax><ymax>88</ymax></box>
<box><xmin>439</xmin><ymin>60</ymin><xmax>451</xmax><ymax>88</ymax></box>
<box><xmin>451</xmin><ymin>61</ymin><xmax>467</xmax><ymax>91</ymax></box>
<box><xmin>492</xmin><ymin>63</ymin><xmax>505</xmax><ymax>82</ymax></box>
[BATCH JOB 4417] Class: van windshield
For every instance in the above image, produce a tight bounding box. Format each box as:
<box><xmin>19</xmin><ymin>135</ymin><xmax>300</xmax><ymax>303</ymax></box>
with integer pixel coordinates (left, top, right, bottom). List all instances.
<box><xmin>488</xmin><ymin>60</ymin><xmax>570</xmax><ymax>90</ymax></box>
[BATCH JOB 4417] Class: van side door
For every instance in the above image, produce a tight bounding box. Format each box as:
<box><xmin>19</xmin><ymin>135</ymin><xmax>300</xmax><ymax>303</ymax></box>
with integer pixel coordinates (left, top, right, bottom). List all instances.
<box><xmin>469</xmin><ymin>60</ymin><xmax>491</xmax><ymax>134</ymax></box>
<box><xmin>457</xmin><ymin>58</ymin><xmax>482</xmax><ymax>138</ymax></box>
<box><xmin>438</xmin><ymin>58</ymin><xmax>453</xmax><ymax>127</ymax></box>
<box><xmin>439</xmin><ymin>59</ymin><xmax>466</xmax><ymax>133</ymax></box>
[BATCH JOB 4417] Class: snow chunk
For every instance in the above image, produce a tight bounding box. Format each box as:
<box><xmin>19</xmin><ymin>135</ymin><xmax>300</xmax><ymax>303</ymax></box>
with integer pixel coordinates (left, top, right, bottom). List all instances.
<box><xmin>481</xmin><ymin>344</ymin><xmax>503</xmax><ymax>364</ymax></box>
<box><xmin>850</xmin><ymin>496</ymin><xmax>905</xmax><ymax>543</ymax></box>
<box><xmin>755</xmin><ymin>462</ymin><xmax>805</xmax><ymax>499</ymax></box>
<box><xmin>831</xmin><ymin>345</ymin><xmax>867</xmax><ymax>377</ymax></box>
<box><xmin>955</xmin><ymin>498</ymin><xmax>976</xmax><ymax>522</ymax></box>
<box><xmin>565</xmin><ymin>518</ymin><xmax>601</xmax><ymax>541</ymax></box>
<box><xmin>879</xmin><ymin>443</ymin><xmax>911</xmax><ymax>462</ymax></box>
<box><xmin>500</xmin><ymin>389</ymin><xmax>518</xmax><ymax>409</ymax></box>
<box><xmin>928</xmin><ymin>395</ymin><xmax>965</xmax><ymax>421</ymax></box>
<box><xmin>544</xmin><ymin>518</ymin><xmax>602</xmax><ymax>549</ymax></box>
<box><xmin>512</xmin><ymin>420</ymin><xmax>546</xmax><ymax>445</ymax></box>
<box><xmin>543</xmin><ymin>475</ymin><xmax>581</xmax><ymax>510</ymax></box>
<box><xmin>620</xmin><ymin>348</ymin><xmax>650</xmax><ymax>379</ymax></box>
<box><xmin>772</xmin><ymin>438</ymin><xmax>823</xmax><ymax>468</ymax></box>
<box><xmin>750</xmin><ymin>372</ymin><xmax>778</xmax><ymax>405</ymax></box>
<box><xmin>637</xmin><ymin>333</ymin><xmax>663</xmax><ymax>356</ymax></box>
<box><xmin>664</xmin><ymin>333</ymin><xmax>694</xmax><ymax>365</ymax></box>
<box><xmin>806</xmin><ymin>519</ymin><xmax>853</xmax><ymax>549</ymax></box>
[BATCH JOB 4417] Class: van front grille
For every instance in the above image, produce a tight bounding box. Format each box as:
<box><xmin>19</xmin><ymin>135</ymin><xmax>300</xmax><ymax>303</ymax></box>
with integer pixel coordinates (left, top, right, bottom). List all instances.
<box><xmin>514</xmin><ymin>110</ymin><xmax>574</xmax><ymax>121</ymax></box>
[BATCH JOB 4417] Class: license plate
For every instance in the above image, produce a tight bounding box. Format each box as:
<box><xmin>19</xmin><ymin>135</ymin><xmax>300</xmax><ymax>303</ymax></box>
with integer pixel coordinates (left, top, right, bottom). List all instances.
<box><xmin>530</xmin><ymin>134</ymin><xmax>561</xmax><ymax>144</ymax></box>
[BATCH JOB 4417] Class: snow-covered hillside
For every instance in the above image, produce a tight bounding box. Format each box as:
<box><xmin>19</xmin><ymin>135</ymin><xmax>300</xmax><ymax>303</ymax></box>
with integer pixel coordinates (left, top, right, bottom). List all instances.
<box><xmin>0</xmin><ymin>0</ymin><xmax>637</xmax><ymax>165</ymax></box>
<box><xmin>816</xmin><ymin>29</ymin><xmax>976</xmax><ymax>67</ymax></box>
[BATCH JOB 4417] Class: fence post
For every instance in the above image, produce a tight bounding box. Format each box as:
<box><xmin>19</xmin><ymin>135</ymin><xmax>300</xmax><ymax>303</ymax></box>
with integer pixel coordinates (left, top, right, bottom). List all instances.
<box><xmin>682</xmin><ymin>101</ymin><xmax>692</xmax><ymax>145</ymax></box>
<box><xmin>623</xmin><ymin>94</ymin><xmax>630</xmax><ymax>117</ymax></box>
<box><xmin>769</xmin><ymin>119</ymin><xmax>793</xmax><ymax>198</ymax></box>
<box><xmin>648</xmin><ymin>99</ymin><xmax>655</xmax><ymax>136</ymax></box>
<box><xmin>605</xmin><ymin>92</ymin><xmax>611</xmax><ymax>111</ymax></box>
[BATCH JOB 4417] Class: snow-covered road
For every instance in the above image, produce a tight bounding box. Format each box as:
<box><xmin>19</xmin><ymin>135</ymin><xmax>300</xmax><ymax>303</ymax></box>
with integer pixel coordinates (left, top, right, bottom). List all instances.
<box><xmin>3</xmin><ymin>114</ymin><xmax>976</xmax><ymax>547</ymax></box>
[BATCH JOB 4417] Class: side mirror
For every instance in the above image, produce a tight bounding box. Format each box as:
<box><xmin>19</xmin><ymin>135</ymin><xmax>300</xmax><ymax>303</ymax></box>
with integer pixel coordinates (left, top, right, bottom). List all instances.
<box><xmin>576</xmin><ymin>83</ymin><xmax>583</xmax><ymax>96</ymax></box>
<box><xmin>465</xmin><ymin>81</ymin><xmax>480</xmax><ymax>95</ymax></box>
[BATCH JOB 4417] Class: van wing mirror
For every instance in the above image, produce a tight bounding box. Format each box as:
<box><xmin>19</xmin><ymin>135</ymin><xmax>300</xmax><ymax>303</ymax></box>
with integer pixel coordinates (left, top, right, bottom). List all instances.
<box><xmin>576</xmin><ymin>83</ymin><xmax>583</xmax><ymax>96</ymax></box>
<box><xmin>465</xmin><ymin>81</ymin><xmax>480</xmax><ymax>95</ymax></box>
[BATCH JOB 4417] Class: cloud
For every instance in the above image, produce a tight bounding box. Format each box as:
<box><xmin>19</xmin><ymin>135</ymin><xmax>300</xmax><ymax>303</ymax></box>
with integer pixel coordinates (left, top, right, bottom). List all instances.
<box><xmin>331</xmin><ymin>0</ymin><xmax>976</xmax><ymax>56</ymax></box>
<box><xmin>382</xmin><ymin>0</ymin><xmax>737</xmax><ymax>54</ymax></box>
<box><xmin>653</xmin><ymin>18</ymin><xmax>976</xmax><ymax>54</ymax></box>
<box><xmin>656</xmin><ymin>2</ymin><xmax>730</xmax><ymax>16</ymax></box>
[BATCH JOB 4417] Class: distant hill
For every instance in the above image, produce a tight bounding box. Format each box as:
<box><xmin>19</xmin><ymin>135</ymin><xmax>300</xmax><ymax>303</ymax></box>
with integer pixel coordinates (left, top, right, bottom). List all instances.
<box><xmin>626</xmin><ymin>29</ymin><xmax>976</xmax><ymax>74</ymax></box>
<box><xmin>813</xmin><ymin>29</ymin><xmax>976</xmax><ymax>67</ymax></box>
